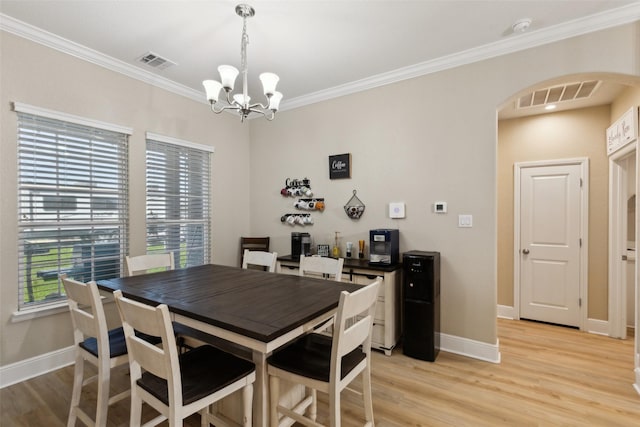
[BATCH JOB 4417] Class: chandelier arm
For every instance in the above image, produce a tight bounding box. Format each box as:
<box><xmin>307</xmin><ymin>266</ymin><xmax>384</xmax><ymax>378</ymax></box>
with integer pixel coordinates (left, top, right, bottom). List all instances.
<box><xmin>211</xmin><ymin>102</ymin><xmax>242</xmax><ymax>115</ymax></box>
<box><xmin>224</xmin><ymin>90</ymin><xmax>238</xmax><ymax>107</ymax></box>
<box><xmin>248</xmin><ymin>101</ymin><xmax>268</xmax><ymax>110</ymax></box>
<box><xmin>248</xmin><ymin>106</ymin><xmax>276</xmax><ymax>121</ymax></box>
<box><xmin>209</xmin><ymin>102</ymin><xmax>227</xmax><ymax>114</ymax></box>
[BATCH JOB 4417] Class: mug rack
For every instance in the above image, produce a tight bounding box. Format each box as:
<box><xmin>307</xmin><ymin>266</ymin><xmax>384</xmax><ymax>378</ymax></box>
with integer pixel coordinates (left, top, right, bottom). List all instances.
<box><xmin>281</xmin><ymin>177</ymin><xmax>312</xmax><ymax>197</ymax></box>
<box><xmin>294</xmin><ymin>198</ymin><xmax>325</xmax><ymax>211</ymax></box>
<box><xmin>281</xmin><ymin>213</ymin><xmax>314</xmax><ymax>226</ymax></box>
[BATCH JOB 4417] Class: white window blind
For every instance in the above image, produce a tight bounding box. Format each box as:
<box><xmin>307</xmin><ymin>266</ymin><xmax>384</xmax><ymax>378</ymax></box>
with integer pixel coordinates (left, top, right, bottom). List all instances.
<box><xmin>146</xmin><ymin>138</ymin><xmax>211</xmax><ymax>267</ymax></box>
<box><xmin>17</xmin><ymin>112</ymin><xmax>129</xmax><ymax>309</ymax></box>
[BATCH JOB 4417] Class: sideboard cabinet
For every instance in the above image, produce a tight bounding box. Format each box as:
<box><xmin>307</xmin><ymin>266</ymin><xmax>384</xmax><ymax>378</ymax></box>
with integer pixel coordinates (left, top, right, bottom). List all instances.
<box><xmin>277</xmin><ymin>256</ymin><xmax>401</xmax><ymax>356</ymax></box>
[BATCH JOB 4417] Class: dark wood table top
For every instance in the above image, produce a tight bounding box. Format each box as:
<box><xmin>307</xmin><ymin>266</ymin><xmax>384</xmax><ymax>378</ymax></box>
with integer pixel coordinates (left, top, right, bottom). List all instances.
<box><xmin>97</xmin><ymin>264</ymin><xmax>361</xmax><ymax>343</ymax></box>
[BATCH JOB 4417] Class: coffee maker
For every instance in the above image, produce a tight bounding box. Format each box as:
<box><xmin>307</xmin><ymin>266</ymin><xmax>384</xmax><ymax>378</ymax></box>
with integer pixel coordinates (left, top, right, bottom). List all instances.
<box><xmin>291</xmin><ymin>232</ymin><xmax>311</xmax><ymax>260</ymax></box>
<box><xmin>369</xmin><ymin>229</ymin><xmax>399</xmax><ymax>265</ymax></box>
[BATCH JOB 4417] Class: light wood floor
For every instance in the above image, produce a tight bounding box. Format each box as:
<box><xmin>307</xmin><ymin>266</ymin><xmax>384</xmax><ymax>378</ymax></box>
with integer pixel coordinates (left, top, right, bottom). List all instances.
<box><xmin>2</xmin><ymin>319</ymin><xmax>638</xmax><ymax>426</ymax></box>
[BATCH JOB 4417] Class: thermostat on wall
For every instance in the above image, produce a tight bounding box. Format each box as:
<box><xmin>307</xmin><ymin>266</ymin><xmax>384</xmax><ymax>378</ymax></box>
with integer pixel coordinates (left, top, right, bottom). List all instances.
<box><xmin>389</xmin><ymin>202</ymin><xmax>406</xmax><ymax>218</ymax></box>
<box><xmin>434</xmin><ymin>201</ymin><xmax>447</xmax><ymax>213</ymax></box>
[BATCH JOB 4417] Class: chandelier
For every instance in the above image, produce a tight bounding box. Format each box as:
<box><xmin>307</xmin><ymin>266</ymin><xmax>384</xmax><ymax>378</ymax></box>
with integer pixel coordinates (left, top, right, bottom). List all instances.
<box><xmin>202</xmin><ymin>4</ymin><xmax>282</xmax><ymax>122</ymax></box>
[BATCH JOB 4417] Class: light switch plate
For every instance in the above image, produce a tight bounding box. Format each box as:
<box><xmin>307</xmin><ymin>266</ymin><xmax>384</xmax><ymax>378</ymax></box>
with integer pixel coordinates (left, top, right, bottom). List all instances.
<box><xmin>389</xmin><ymin>202</ymin><xmax>406</xmax><ymax>218</ymax></box>
<box><xmin>458</xmin><ymin>214</ymin><xmax>473</xmax><ymax>227</ymax></box>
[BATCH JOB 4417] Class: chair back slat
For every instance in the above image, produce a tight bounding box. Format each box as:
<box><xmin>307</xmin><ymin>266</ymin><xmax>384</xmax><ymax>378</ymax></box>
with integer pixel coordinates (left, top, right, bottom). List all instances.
<box><xmin>125</xmin><ymin>253</ymin><xmax>175</xmax><ymax>276</ymax></box>
<box><xmin>333</xmin><ymin>279</ymin><xmax>381</xmax><ymax>360</ymax></box>
<box><xmin>341</xmin><ymin>315</ymin><xmax>374</xmax><ymax>356</ymax></box>
<box><xmin>242</xmin><ymin>249</ymin><xmax>278</xmax><ymax>272</ymax></box>
<box><xmin>70</xmin><ymin>307</ymin><xmax>100</xmax><ymax>340</ymax></box>
<box><xmin>299</xmin><ymin>255</ymin><xmax>344</xmax><ymax>281</ymax></box>
<box><xmin>126</xmin><ymin>331</ymin><xmax>168</xmax><ymax>379</ymax></box>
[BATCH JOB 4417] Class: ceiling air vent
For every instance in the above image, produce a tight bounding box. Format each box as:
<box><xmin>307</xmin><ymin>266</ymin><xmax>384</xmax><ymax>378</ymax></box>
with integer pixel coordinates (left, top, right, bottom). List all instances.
<box><xmin>517</xmin><ymin>80</ymin><xmax>601</xmax><ymax>109</ymax></box>
<box><xmin>137</xmin><ymin>51</ymin><xmax>177</xmax><ymax>70</ymax></box>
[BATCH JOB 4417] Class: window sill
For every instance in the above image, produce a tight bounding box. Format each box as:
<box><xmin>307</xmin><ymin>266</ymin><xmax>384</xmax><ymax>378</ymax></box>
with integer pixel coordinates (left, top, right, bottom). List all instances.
<box><xmin>11</xmin><ymin>302</ymin><xmax>70</xmax><ymax>323</ymax></box>
<box><xmin>11</xmin><ymin>294</ymin><xmax>114</xmax><ymax>323</ymax></box>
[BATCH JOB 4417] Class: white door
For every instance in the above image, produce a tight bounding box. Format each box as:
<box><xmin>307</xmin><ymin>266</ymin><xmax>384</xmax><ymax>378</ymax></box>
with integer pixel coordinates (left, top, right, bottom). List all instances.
<box><xmin>519</xmin><ymin>163</ymin><xmax>583</xmax><ymax>327</ymax></box>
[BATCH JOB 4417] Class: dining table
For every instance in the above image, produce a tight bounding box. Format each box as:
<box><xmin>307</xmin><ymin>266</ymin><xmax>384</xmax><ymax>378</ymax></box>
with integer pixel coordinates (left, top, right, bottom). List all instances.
<box><xmin>96</xmin><ymin>263</ymin><xmax>362</xmax><ymax>427</ymax></box>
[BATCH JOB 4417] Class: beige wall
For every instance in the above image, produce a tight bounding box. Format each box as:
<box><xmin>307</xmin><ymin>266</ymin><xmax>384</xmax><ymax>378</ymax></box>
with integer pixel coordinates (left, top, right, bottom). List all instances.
<box><xmin>497</xmin><ymin>105</ymin><xmax>612</xmax><ymax>319</ymax></box>
<box><xmin>611</xmin><ymin>85</ymin><xmax>640</xmax><ymax>119</ymax></box>
<box><xmin>0</xmin><ymin>32</ymin><xmax>251</xmax><ymax>365</ymax></box>
<box><xmin>1</xmin><ymin>21</ymin><xmax>639</xmax><ymax>368</ymax></box>
<box><xmin>248</xmin><ymin>24</ymin><xmax>640</xmax><ymax>345</ymax></box>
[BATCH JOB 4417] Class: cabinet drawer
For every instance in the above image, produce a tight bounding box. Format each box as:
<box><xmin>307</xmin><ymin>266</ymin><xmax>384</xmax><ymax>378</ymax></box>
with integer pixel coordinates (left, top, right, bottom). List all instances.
<box><xmin>374</xmin><ymin>299</ymin><xmax>384</xmax><ymax>321</ymax></box>
<box><xmin>352</xmin><ymin>273</ymin><xmax>385</xmax><ymax>297</ymax></box>
<box><xmin>278</xmin><ymin>264</ymin><xmax>299</xmax><ymax>275</ymax></box>
<box><xmin>371</xmin><ymin>323</ymin><xmax>385</xmax><ymax>347</ymax></box>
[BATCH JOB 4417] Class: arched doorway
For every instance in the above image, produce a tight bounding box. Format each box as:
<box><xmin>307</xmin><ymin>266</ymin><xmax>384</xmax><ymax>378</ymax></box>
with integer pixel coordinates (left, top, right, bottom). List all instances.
<box><xmin>496</xmin><ymin>72</ymin><xmax>640</xmax><ymax>394</ymax></box>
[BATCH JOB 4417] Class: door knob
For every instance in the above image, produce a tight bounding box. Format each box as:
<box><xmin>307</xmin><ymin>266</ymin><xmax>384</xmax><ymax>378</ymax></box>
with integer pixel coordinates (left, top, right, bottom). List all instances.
<box><xmin>522</xmin><ymin>249</ymin><xmax>530</xmax><ymax>254</ymax></box>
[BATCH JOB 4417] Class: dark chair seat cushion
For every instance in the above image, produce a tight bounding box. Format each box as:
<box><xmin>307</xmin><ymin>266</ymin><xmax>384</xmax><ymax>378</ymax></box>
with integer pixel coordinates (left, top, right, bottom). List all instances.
<box><xmin>137</xmin><ymin>345</ymin><xmax>255</xmax><ymax>406</ymax></box>
<box><xmin>80</xmin><ymin>327</ymin><xmax>161</xmax><ymax>359</ymax></box>
<box><xmin>80</xmin><ymin>327</ymin><xmax>128</xmax><ymax>358</ymax></box>
<box><xmin>267</xmin><ymin>333</ymin><xmax>365</xmax><ymax>382</ymax></box>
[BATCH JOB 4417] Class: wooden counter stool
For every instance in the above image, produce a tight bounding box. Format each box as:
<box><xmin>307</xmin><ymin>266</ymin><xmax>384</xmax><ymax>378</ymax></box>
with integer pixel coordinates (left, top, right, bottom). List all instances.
<box><xmin>267</xmin><ymin>279</ymin><xmax>381</xmax><ymax>427</ymax></box>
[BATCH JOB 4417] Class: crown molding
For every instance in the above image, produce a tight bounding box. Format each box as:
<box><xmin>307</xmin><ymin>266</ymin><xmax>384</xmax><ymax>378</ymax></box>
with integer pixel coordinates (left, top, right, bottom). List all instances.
<box><xmin>2</xmin><ymin>3</ymin><xmax>640</xmax><ymax>113</ymax></box>
<box><xmin>283</xmin><ymin>3</ymin><xmax>640</xmax><ymax>111</ymax></box>
<box><xmin>0</xmin><ymin>13</ymin><xmax>205</xmax><ymax>105</ymax></box>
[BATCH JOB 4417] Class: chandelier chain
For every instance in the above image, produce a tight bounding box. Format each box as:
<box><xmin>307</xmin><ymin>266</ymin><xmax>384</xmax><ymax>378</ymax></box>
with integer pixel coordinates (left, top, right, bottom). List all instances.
<box><xmin>241</xmin><ymin>15</ymin><xmax>249</xmax><ymax>73</ymax></box>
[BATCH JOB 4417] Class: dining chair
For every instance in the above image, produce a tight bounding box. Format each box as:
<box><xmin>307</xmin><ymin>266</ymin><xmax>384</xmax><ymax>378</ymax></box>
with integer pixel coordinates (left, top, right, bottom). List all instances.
<box><xmin>242</xmin><ymin>249</ymin><xmax>278</xmax><ymax>272</ymax></box>
<box><xmin>267</xmin><ymin>278</ymin><xmax>381</xmax><ymax>427</ymax></box>
<box><xmin>61</xmin><ymin>274</ymin><xmax>131</xmax><ymax>427</ymax></box>
<box><xmin>298</xmin><ymin>255</ymin><xmax>344</xmax><ymax>281</ymax></box>
<box><xmin>113</xmin><ymin>289</ymin><xmax>256</xmax><ymax>427</ymax></box>
<box><xmin>125</xmin><ymin>252</ymin><xmax>175</xmax><ymax>276</ymax></box>
<box><xmin>239</xmin><ymin>236</ymin><xmax>270</xmax><ymax>266</ymax></box>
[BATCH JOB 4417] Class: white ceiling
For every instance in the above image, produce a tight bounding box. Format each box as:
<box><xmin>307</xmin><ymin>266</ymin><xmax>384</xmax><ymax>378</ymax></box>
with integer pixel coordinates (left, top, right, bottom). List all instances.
<box><xmin>2</xmin><ymin>1</ymin><xmax>639</xmax><ymax>117</ymax></box>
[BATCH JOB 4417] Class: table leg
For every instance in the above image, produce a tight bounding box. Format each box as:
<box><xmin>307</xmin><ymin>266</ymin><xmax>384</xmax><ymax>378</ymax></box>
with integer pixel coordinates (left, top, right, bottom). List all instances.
<box><xmin>252</xmin><ymin>349</ymin><xmax>269</xmax><ymax>427</ymax></box>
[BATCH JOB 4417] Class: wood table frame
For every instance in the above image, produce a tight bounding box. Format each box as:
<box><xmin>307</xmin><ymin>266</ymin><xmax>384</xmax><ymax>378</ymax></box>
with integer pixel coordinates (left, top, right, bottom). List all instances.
<box><xmin>97</xmin><ymin>264</ymin><xmax>361</xmax><ymax>426</ymax></box>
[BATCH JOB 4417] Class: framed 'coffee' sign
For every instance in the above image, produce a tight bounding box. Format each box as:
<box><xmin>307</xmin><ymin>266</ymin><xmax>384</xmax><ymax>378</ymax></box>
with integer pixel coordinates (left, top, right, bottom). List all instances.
<box><xmin>329</xmin><ymin>153</ymin><xmax>351</xmax><ymax>179</ymax></box>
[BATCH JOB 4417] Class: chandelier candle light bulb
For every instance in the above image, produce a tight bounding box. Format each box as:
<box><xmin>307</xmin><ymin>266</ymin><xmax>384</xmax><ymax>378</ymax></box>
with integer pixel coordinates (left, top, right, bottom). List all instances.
<box><xmin>202</xmin><ymin>3</ymin><xmax>283</xmax><ymax>122</ymax></box>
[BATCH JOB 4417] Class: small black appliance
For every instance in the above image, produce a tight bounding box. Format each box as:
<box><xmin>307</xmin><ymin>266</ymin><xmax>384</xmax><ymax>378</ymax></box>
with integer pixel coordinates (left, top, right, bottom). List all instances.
<box><xmin>402</xmin><ymin>250</ymin><xmax>440</xmax><ymax>362</ymax></box>
<box><xmin>368</xmin><ymin>229</ymin><xmax>399</xmax><ymax>265</ymax></box>
<box><xmin>291</xmin><ymin>232</ymin><xmax>311</xmax><ymax>260</ymax></box>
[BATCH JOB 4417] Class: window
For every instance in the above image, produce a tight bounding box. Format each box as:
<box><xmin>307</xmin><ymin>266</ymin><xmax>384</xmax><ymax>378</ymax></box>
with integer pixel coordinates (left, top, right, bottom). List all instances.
<box><xmin>145</xmin><ymin>133</ymin><xmax>212</xmax><ymax>268</ymax></box>
<box><xmin>16</xmin><ymin>103</ymin><xmax>130</xmax><ymax>309</ymax></box>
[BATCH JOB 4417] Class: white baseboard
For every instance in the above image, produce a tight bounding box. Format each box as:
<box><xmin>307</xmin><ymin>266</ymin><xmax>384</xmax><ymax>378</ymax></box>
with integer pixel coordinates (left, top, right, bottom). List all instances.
<box><xmin>1</xmin><ymin>330</ymin><xmax>503</xmax><ymax>389</ymax></box>
<box><xmin>497</xmin><ymin>305</ymin><xmax>610</xmax><ymax>336</ymax></box>
<box><xmin>497</xmin><ymin>304</ymin><xmax>514</xmax><ymax>319</ymax></box>
<box><xmin>0</xmin><ymin>346</ymin><xmax>75</xmax><ymax>389</ymax></box>
<box><xmin>0</xmin><ymin>314</ymin><xmax>612</xmax><ymax>388</ymax></box>
<box><xmin>440</xmin><ymin>333</ymin><xmax>501</xmax><ymax>364</ymax></box>
<box><xmin>634</xmin><ymin>368</ymin><xmax>640</xmax><ymax>396</ymax></box>
<box><xmin>586</xmin><ymin>318</ymin><xmax>609</xmax><ymax>335</ymax></box>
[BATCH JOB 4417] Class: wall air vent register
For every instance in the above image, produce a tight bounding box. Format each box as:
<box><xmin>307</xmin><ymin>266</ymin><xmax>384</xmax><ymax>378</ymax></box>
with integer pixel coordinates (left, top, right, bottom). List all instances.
<box><xmin>517</xmin><ymin>80</ymin><xmax>601</xmax><ymax>110</ymax></box>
